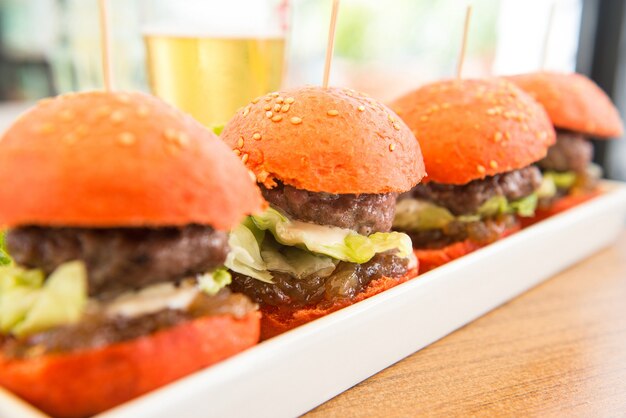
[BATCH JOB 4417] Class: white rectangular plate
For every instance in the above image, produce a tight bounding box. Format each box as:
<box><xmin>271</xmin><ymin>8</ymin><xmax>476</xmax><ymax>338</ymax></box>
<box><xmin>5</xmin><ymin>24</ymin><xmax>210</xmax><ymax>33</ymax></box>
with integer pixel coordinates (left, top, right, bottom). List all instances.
<box><xmin>2</xmin><ymin>181</ymin><xmax>626</xmax><ymax>418</ymax></box>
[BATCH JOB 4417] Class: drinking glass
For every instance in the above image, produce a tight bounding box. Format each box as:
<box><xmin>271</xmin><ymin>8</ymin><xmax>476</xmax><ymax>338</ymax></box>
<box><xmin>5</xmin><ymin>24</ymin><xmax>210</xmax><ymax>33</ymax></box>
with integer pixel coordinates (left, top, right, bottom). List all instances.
<box><xmin>142</xmin><ymin>0</ymin><xmax>289</xmax><ymax>128</ymax></box>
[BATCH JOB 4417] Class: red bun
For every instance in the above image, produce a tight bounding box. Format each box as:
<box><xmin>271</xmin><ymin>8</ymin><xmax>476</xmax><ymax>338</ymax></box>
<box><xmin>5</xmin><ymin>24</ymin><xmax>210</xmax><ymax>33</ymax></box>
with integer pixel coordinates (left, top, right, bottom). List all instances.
<box><xmin>415</xmin><ymin>225</ymin><xmax>520</xmax><ymax>273</ymax></box>
<box><xmin>0</xmin><ymin>91</ymin><xmax>264</xmax><ymax>230</ymax></box>
<box><xmin>0</xmin><ymin>312</ymin><xmax>260</xmax><ymax>418</ymax></box>
<box><xmin>508</xmin><ymin>72</ymin><xmax>624</xmax><ymax>138</ymax></box>
<box><xmin>260</xmin><ymin>270</ymin><xmax>417</xmax><ymax>340</ymax></box>
<box><xmin>521</xmin><ymin>191</ymin><xmax>602</xmax><ymax>227</ymax></box>
<box><xmin>391</xmin><ymin>78</ymin><xmax>556</xmax><ymax>185</ymax></box>
<box><xmin>221</xmin><ymin>86</ymin><xmax>426</xmax><ymax>194</ymax></box>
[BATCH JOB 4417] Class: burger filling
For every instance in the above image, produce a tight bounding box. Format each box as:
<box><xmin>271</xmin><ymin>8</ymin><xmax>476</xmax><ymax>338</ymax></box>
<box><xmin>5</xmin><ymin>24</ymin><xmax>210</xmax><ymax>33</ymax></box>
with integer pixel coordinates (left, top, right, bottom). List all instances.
<box><xmin>226</xmin><ymin>184</ymin><xmax>414</xmax><ymax>309</ymax></box>
<box><xmin>394</xmin><ymin>166</ymin><xmax>543</xmax><ymax>248</ymax></box>
<box><xmin>536</xmin><ymin>130</ymin><xmax>601</xmax><ymax>208</ymax></box>
<box><xmin>231</xmin><ymin>252</ymin><xmax>408</xmax><ymax>308</ymax></box>
<box><xmin>1</xmin><ymin>281</ymin><xmax>255</xmax><ymax>359</ymax></box>
<box><xmin>0</xmin><ymin>226</ymin><xmax>254</xmax><ymax>359</ymax></box>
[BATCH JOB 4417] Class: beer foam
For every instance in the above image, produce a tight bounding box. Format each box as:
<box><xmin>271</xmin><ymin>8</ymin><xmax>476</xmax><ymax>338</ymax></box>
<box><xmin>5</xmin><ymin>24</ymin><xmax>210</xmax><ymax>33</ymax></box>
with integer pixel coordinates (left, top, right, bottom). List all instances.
<box><xmin>141</xmin><ymin>0</ymin><xmax>286</xmax><ymax>39</ymax></box>
<box><xmin>141</xmin><ymin>24</ymin><xmax>285</xmax><ymax>40</ymax></box>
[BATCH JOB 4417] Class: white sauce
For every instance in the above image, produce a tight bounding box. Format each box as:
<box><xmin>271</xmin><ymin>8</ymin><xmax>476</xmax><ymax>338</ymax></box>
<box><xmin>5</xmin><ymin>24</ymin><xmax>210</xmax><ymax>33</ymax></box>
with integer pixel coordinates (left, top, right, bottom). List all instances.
<box><xmin>282</xmin><ymin>219</ymin><xmax>352</xmax><ymax>246</ymax></box>
<box><xmin>105</xmin><ymin>282</ymin><xmax>200</xmax><ymax>318</ymax></box>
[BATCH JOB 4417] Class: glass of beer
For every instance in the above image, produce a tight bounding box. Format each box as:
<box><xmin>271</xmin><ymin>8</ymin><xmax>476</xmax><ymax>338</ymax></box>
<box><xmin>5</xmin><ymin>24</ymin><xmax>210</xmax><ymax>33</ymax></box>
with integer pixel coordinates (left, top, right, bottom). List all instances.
<box><xmin>142</xmin><ymin>0</ymin><xmax>289</xmax><ymax>129</ymax></box>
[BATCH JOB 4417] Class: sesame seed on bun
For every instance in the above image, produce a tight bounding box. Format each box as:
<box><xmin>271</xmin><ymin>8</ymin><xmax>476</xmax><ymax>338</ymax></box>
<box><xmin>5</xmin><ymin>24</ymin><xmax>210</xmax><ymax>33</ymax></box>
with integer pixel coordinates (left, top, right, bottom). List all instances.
<box><xmin>391</xmin><ymin>78</ymin><xmax>556</xmax><ymax>185</ymax></box>
<box><xmin>221</xmin><ymin>86</ymin><xmax>426</xmax><ymax>194</ymax></box>
<box><xmin>0</xmin><ymin>91</ymin><xmax>264</xmax><ymax>230</ymax></box>
<box><xmin>507</xmin><ymin>71</ymin><xmax>624</xmax><ymax>138</ymax></box>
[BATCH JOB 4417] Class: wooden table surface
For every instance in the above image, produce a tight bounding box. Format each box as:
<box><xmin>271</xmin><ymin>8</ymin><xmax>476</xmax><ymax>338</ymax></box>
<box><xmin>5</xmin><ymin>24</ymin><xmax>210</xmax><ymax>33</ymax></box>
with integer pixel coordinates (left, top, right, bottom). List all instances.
<box><xmin>306</xmin><ymin>230</ymin><xmax>626</xmax><ymax>417</ymax></box>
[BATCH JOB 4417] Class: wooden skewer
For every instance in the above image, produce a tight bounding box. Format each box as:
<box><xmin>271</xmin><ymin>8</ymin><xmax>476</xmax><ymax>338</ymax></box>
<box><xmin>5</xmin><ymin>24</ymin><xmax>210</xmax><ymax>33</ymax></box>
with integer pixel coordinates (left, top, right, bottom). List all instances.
<box><xmin>322</xmin><ymin>0</ymin><xmax>340</xmax><ymax>88</ymax></box>
<box><xmin>456</xmin><ymin>4</ymin><xmax>473</xmax><ymax>79</ymax></box>
<box><xmin>540</xmin><ymin>1</ymin><xmax>556</xmax><ymax>70</ymax></box>
<box><xmin>279</xmin><ymin>0</ymin><xmax>291</xmax><ymax>89</ymax></box>
<box><xmin>98</xmin><ymin>0</ymin><xmax>113</xmax><ymax>91</ymax></box>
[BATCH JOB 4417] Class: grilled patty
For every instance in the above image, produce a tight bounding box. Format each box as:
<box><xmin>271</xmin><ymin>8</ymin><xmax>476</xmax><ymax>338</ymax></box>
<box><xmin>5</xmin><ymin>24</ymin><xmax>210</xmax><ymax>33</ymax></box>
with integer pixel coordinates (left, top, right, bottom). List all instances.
<box><xmin>537</xmin><ymin>130</ymin><xmax>593</xmax><ymax>173</ymax></box>
<box><xmin>261</xmin><ymin>182</ymin><xmax>397</xmax><ymax>235</ymax></box>
<box><xmin>405</xmin><ymin>166</ymin><xmax>542</xmax><ymax>216</ymax></box>
<box><xmin>6</xmin><ymin>225</ymin><xmax>229</xmax><ymax>298</ymax></box>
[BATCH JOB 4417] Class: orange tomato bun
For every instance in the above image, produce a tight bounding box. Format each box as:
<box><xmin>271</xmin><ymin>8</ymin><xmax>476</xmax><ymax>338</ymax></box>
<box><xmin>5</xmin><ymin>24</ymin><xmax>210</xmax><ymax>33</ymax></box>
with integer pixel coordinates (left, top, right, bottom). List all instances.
<box><xmin>391</xmin><ymin>78</ymin><xmax>556</xmax><ymax>185</ymax></box>
<box><xmin>0</xmin><ymin>312</ymin><xmax>260</xmax><ymax>418</ymax></box>
<box><xmin>221</xmin><ymin>86</ymin><xmax>426</xmax><ymax>194</ymax></box>
<box><xmin>508</xmin><ymin>71</ymin><xmax>624</xmax><ymax>138</ymax></box>
<box><xmin>0</xmin><ymin>91</ymin><xmax>264</xmax><ymax>230</ymax></box>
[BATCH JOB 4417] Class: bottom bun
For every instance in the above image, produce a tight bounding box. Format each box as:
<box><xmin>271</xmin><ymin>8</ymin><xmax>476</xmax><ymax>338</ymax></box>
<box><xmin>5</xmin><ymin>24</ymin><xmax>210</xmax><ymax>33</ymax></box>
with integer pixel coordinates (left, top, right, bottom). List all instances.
<box><xmin>260</xmin><ymin>270</ymin><xmax>418</xmax><ymax>340</ymax></box>
<box><xmin>521</xmin><ymin>190</ymin><xmax>602</xmax><ymax>227</ymax></box>
<box><xmin>0</xmin><ymin>312</ymin><xmax>261</xmax><ymax>418</ymax></box>
<box><xmin>414</xmin><ymin>225</ymin><xmax>520</xmax><ymax>274</ymax></box>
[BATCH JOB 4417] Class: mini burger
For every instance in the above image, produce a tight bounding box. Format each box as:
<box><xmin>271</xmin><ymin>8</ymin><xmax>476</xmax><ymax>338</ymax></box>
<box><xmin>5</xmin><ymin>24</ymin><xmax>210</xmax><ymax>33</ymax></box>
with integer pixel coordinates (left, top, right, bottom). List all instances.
<box><xmin>0</xmin><ymin>91</ymin><xmax>264</xmax><ymax>418</ymax></box>
<box><xmin>391</xmin><ymin>78</ymin><xmax>556</xmax><ymax>273</ymax></box>
<box><xmin>221</xmin><ymin>86</ymin><xmax>426</xmax><ymax>339</ymax></box>
<box><xmin>508</xmin><ymin>71</ymin><xmax>624</xmax><ymax>221</ymax></box>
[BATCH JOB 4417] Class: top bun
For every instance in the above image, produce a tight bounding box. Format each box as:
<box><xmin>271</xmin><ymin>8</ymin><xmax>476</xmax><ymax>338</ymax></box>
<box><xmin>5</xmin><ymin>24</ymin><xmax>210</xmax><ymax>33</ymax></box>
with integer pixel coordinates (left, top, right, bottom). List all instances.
<box><xmin>221</xmin><ymin>86</ymin><xmax>426</xmax><ymax>194</ymax></box>
<box><xmin>507</xmin><ymin>71</ymin><xmax>623</xmax><ymax>138</ymax></box>
<box><xmin>391</xmin><ymin>78</ymin><xmax>556</xmax><ymax>185</ymax></box>
<box><xmin>0</xmin><ymin>91</ymin><xmax>264</xmax><ymax>230</ymax></box>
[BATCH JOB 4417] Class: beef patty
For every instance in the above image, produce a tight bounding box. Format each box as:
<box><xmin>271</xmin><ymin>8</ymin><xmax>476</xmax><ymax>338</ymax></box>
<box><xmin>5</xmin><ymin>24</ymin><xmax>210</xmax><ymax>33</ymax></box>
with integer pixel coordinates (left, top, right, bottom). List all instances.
<box><xmin>230</xmin><ymin>252</ymin><xmax>409</xmax><ymax>309</ymax></box>
<box><xmin>261</xmin><ymin>182</ymin><xmax>397</xmax><ymax>235</ymax></box>
<box><xmin>6</xmin><ymin>225</ymin><xmax>229</xmax><ymax>298</ymax></box>
<box><xmin>405</xmin><ymin>166</ymin><xmax>542</xmax><ymax>216</ymax></box>
<box><xmin>537</xmin><ymin>130</ymin><xmax>593</xmax><ymax>173</ymax></box>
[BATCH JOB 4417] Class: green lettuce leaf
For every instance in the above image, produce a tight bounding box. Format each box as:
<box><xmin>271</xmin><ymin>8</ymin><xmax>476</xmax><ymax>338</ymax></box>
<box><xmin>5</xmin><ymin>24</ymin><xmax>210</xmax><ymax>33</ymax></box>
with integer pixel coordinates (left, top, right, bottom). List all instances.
<box><xmin>0</xmin><ymin>267</ymin><xmax>44</xmax><ymax>333</ymax></box>
<box><xmin>261</xmin><ymin>238</ymin><xmax>337</xmax><ymax>279</ymax></box>
<box><xmin>477</xmin><ymin>196</ymin><xmax>507</xmax><ymax>217</ymax></box>
<box><xmin>197</xmin><ymin>268</ymin><xmax>232</xmax><ymax>296</ymax></box>
<box><xmin>225</xmin><ymin>221</ymin><xmax>273</xmax><ymax>283</ymax></box>
<box><xmin>394</xmin><ymin>199</ymin><xmax>457</xmax><ymax>231</ymax></box>
<box><xmin>476</xmin><ymin>194</ymin><xmax>538</xmax><ymax>218</ymax></box>
<box><xmin>226</xmin><ymin>208</ymin><xmax>412</xmax><ymax>282</ymax></box>
<box><xmin>0</xmin><ymin>231</ymin><xmax>12</xmax><ymax>266</ymax></box>
<box><xmin>543</xmin><ymin>171</ymin><xmax>577</xmax><ymax>190</ymax></box>
<box><xmin>510</xmin><ymin>194</ymin><xmax>539</xmax><ymax>217</ymax></box>
<box><xmin>394</xmin><ymin>194</ymin><xmax>539</xmax><ymax>232</ymax></box>
<box><xmin>541</xmin><ymin>166</ymin><xmax>602</xmax><ymax>197</ymax></box>
<box><xmin>225</xmin><ymin>219</ymin><xmax>341</xmax><ymax>282</ymax></box>
<box><xmin>251</xmin><ymin>208</ymin><xmax>412</xmax><ymax>263</ymax></box>
<box><xmin>536</xmin><ymin>175</ymin><xmax>558</xmax><ymax>199</ymax></box>
<box><xmin>0</xmin><ymin>261</ymin><xmax>87</xmax><ymax>337</ymax></box>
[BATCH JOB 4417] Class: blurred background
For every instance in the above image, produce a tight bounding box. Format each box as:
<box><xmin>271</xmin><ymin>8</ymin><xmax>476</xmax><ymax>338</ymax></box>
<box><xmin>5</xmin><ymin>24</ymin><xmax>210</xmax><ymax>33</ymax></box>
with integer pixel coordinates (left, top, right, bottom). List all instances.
<box><xmin>0</xmin><ymin>0</ymin><xmax>624</xmax><ymax>179</ymax></box>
